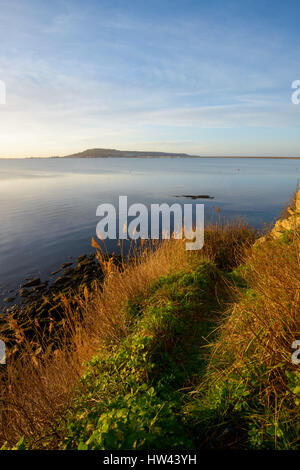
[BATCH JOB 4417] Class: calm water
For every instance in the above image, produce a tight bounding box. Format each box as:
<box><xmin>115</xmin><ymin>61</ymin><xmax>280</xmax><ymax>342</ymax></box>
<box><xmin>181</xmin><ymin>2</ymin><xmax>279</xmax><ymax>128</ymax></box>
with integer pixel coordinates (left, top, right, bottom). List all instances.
<box><xmin>0</xmin><ymin>157</ymin><xmax>299</xmax><ymax>299</ymax></box>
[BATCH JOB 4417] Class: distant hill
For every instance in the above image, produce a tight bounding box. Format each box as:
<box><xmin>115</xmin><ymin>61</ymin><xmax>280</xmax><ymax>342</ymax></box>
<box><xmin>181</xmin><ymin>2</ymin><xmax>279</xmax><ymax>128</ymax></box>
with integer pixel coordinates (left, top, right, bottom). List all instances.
<box><xmin>54</xmin><ymin>148</ymin><xmax>300</xmax><ymax>159</ymax></box>
<box><xmin>61</xmin><ymin>148</ymin><xmax>196</xmax><ymax>158</ymax></box>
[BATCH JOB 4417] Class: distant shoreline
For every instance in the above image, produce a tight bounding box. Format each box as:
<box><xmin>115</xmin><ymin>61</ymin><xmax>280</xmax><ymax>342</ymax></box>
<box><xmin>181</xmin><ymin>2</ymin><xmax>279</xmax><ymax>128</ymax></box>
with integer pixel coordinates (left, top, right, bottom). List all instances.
<box><xmin>1</xmin><ymin>156</ymin><xmax>300</xmax><ymax>160</ymax></box>
<box><xmin>2</xmin><ymin>146</ymin><xmax>300</xmax><ymax>159</ymax></box>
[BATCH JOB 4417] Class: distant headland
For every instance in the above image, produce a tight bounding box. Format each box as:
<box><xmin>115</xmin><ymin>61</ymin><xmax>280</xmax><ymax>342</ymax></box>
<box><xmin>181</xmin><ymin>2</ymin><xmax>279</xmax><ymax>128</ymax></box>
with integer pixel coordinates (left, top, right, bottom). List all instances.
<box><xmin>49</xmin><ymin>148</ymin><xmax>300</xmax><ymax>159</ymax></box>
<box><xmin>1</xmin><ymin>148</ymin><xmax>300</xmax><ymax>159</ymax></box>
<box><xmin>59</xmin><ymin>148</ymin><xmax>192</xmax><ymax>158</ymax></box>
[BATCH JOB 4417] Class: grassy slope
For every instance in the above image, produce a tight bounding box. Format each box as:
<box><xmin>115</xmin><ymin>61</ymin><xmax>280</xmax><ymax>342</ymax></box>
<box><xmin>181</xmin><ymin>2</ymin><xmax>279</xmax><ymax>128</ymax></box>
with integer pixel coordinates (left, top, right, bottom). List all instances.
<box><xmin>54</xmin><ymin>238</ymin><xmax>300</xmax><ymax>450</ymax></box>
<box><xmin>26</xmin><ymin>261</ymin><xmax>229</xmax><ymax>449</ymax></box>
<box><xmin>2</xmin><ymin>223</ymin><xmax>299</xmax><ymax>450</ymax></box>
<box><xmin>185</xmin><ymin>235</ymin><xmax>300</xmax><ymax>450</ymax></box>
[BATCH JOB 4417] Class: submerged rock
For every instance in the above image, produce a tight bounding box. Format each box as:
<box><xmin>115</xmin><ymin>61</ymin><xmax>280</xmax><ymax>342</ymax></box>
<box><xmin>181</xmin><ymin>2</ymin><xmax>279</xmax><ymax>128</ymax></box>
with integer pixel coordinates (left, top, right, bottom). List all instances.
<box><xmin>19</xmin><ymin>288</ymin><xmax>30</xmax><ymax>297</ymax></box>
<box><xmin>62</xmin><ymin>267</ymin><xmax>75</xmax><ymax>276</ymax></box>
<box><xmin>76</xmin><ymin>254</ymin><xmax>87</xmax><ymax>263</ymax></box>
<box><xmin>173</xmin><ymin>194</ymin><xmax>214</xmax><ymax>200</ymax></box>
<box><xmin>1</xmin><ymin>251</ymin><xmax>107</xmax><ymax>364</ymax></box>
<box><xmin>51</xmin><ymin>269</ymin><xmax>61</xmax><ymax>276</ymax></box>
<box><xmin>21</xmin><ymin>278</ymin><xmax>41</xmax><ymax>289</ymax></box>
<box><xmin>32</xmin><ymin>284</ymin><xmax>48</xmax><ymax>292</ymax></box>
<box><xmin>61</xmin><ymin>262</ymin><xmax>73</xmax><ymax>269</ymax></box>
<box><xmin>53</xmin><ymin>275</ymin><xmax>70</xmax><ymax>286</ymax></box>
<box><xmin>4</xmin><ymin>296</ymin><xmax>15</xmax><ymax>303</ymax></box>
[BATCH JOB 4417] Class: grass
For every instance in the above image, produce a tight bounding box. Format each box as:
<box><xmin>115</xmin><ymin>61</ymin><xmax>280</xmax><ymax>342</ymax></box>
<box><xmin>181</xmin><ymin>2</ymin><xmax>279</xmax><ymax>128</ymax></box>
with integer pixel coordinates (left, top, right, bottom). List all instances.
<box><xmin>185</xmin><ymin>229</ymin><xmax>300</xmax><ymax>449</ymax></box>
<box><xmin>0</xmin><ymin>214</ymin><xmax>299</xmax><ymax>450</ymax></box>
<box><xmin>6</xmin><ymin>261</ymin><xmax>229</xmax><ymax>450</ymax></box>
<box><xmin>57</xmin><ymin>262</ymin><xmax>228</xmax><ymax>450</ymax></box>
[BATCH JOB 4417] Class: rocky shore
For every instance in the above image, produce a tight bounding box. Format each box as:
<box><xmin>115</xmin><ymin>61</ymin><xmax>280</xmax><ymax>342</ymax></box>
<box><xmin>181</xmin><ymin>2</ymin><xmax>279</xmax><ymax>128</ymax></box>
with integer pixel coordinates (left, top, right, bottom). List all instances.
<box><xmin>1</xmin><ymin>189</ymin><xmax>299</xmax><ymax>367</ymax></box>
<box><xmin>0</xmin><ymin>252</ymin><xmax>116</xmax><ymax>363</ymax></box>
<box><xmin>255</xmin><ymin>188</ymin><xmax>300</xmax><ymax>244</ymax></box>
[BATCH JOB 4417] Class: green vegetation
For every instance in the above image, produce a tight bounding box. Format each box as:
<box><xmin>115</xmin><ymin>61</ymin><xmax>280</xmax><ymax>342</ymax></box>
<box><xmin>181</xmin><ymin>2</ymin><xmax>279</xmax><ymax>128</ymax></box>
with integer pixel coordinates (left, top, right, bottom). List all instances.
<box><xmin>59</xmin><ymin>263</ymin><xmax>227</xmax><ymax>450</ymax></box>
<box><xmin>10</xmin><ymin>262</ymin><xmax>227</xmax><ymax>449</ymax></box>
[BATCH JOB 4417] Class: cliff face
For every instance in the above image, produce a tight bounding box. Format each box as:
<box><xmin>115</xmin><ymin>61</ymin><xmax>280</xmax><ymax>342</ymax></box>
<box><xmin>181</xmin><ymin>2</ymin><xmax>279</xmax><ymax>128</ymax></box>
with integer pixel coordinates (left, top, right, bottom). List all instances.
<box><xmin>271</xmin><ymin>189</ymin><xmax>300</xmax><ymax>238</ymax></box>
<box><xmin>257</xmin><ymin>189</ymin><xmax>300</xmax><ymax>244</ymax></box>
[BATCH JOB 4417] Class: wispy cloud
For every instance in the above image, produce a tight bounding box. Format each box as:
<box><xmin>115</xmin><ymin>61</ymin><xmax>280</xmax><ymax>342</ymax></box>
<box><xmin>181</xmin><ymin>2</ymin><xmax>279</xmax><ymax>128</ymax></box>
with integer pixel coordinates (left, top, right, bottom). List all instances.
<box><xmin>0</xmin><ymin>0</ymin><xmax>300</xmax><ymax>156</ymax></box>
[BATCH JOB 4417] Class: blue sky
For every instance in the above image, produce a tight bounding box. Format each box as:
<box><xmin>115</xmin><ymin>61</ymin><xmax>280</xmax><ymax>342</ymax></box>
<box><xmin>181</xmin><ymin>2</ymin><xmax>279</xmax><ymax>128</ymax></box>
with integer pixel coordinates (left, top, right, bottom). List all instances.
<box><xmin>0</xmin><ymin>0</ymin><xmax>300</xmax><ymax>156</ymax></box>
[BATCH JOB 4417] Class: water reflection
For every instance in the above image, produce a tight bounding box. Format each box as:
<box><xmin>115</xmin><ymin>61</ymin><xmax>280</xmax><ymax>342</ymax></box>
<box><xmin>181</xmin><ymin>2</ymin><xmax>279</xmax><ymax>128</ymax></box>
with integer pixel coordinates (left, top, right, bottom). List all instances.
<box><xmin>0</xmin><ymin>157</ymin><xmax>299</xmax><ymax>298</ymax></box>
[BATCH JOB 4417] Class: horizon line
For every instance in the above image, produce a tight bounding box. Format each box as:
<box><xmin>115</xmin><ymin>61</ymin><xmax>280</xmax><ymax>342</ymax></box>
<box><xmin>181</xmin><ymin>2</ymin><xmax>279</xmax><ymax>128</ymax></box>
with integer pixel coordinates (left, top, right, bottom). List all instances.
<box><xmin>0</xmin><ymin>155</ymin><xmax>300</xmax><ymax>160</ymax></box>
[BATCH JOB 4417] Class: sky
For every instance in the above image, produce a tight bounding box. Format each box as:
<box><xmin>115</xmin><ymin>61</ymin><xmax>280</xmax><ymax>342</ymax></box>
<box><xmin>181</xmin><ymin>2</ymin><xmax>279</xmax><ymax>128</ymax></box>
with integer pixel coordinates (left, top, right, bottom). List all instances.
<box><xmin>0</xmin><ymin>0</ymin><xmax>300</xmax><ymax>157</ymax></box>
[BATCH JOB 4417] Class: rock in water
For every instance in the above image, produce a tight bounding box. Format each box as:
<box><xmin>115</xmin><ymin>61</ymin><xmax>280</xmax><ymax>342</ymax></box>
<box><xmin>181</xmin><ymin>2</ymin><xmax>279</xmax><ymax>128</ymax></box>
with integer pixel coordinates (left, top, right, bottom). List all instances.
<box><xmin>21</xmin><ymin>278</ymin><xmax>41</xmax><ymax>288</ymax></box>
<box><xmin>61</xmin><ymin>262</ymin><xmax>73</xmax><ymax>269</ymax></box>
<box><xmin>19</xmin><ymin>288</ymin><xmax>30</xmax><ymax>297</ymax></box>
<box><xmin>4</xmin><ymin>297</ymin><xmax>15</xmax><ymax>303</ymax></box>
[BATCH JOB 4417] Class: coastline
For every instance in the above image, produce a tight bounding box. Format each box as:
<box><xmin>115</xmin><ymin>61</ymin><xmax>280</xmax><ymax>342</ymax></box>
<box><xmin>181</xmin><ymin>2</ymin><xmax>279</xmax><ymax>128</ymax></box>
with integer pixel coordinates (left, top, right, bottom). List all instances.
<box><xmin>1</xmin><ymin>155</ymin><xmax>300</xmax><ymax>160</ymax></box>
<box><xmin>0</xmin><ymin>193</ymin><xmax>299</xmax><ymax>450</ymax></box>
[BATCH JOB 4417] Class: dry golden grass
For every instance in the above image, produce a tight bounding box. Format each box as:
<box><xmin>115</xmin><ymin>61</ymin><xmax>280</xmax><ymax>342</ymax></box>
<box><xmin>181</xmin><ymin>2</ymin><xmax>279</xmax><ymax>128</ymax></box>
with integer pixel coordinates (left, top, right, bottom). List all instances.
<box><xmin>0</xmin><ymin>219</ymin><xmax>256</xmax><ymax>448</ymax></box>
<box><xmin>202</xmin><ymin>216</ymin><xmax>256</xmax><ymax>270</ymax></box>
<box><xmin>211</xmin><ymin>228</ymin><xmax>300</xmax><ymax>398</ymax></box>
<box><xmin>0</xmin><ymin>237</ymin><xmax>190</xmax><ymax>447</ymax></box>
